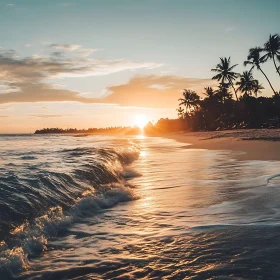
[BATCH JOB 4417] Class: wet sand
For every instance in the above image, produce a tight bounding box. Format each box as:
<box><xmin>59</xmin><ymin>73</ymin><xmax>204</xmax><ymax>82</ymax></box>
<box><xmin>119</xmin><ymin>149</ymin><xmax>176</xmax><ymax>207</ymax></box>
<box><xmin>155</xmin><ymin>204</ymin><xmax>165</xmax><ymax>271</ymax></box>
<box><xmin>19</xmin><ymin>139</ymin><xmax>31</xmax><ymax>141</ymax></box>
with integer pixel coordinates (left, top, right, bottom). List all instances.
<box><xmin>164</xmin><ymin>129</ymin><xmax>280</xmax><ymax>161</ymax></box>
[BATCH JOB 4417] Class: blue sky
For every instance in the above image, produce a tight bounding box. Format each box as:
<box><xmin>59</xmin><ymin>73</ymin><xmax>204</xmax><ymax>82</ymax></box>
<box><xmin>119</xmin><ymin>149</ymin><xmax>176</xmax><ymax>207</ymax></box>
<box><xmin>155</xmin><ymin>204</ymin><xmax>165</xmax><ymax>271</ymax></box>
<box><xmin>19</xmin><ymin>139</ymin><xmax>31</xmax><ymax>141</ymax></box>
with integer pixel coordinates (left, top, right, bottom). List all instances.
<box><xmin>0</xmin><ymin>0</ymin><xmax>280</xmax><ymax>132</ymax></box>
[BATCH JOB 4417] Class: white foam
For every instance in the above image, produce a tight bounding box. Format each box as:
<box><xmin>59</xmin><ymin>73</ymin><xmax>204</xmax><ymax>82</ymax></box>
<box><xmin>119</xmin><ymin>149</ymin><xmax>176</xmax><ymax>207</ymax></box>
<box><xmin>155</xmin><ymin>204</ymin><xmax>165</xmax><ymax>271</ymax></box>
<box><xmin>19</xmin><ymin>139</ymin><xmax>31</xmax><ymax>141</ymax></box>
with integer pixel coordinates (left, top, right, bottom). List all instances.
<box><xmin>0</xmin><ymin>182</ymin><xmax>138</xmax><ymax>274</ymax></box>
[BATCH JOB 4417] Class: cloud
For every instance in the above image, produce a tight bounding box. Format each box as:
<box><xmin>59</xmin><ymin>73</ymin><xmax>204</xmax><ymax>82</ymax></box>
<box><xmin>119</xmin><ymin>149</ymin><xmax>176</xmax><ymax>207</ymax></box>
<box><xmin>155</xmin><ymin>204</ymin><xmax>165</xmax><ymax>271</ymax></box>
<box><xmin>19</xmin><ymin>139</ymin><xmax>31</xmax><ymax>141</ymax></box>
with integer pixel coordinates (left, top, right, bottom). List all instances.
<box><xmin>7</xmin><ymin>4</ymin><xmax>14</xmax><ymax>6</ymax></box>
<box><xmin>0</xmin><ymin>49</ymin><xmax>162</xmax><ymax>104</ymax></box>
<box><xmin>51</xmin><ymin>83</ymin><xmax>67</xmax><ymax>88</ymax></box>
<box><xmin>30</xmin><ymin>114</ymin><xmax>71</xmax><ymax>118</ymax></box>
<box><xmin>49</xmin><ymin>44</ymin><xmax>102</xmax><ymax>57</ymax></box>
<box><xmin>0</xmin><ymin>83</ymin><xmax>98</xmax><ymax>104</ymax></box>
<box><xmin>0</xmin><ymin>115</ymin><xmax>9</xmax><ymax>118</ymax></box>
<box><xmin>76</xmin><ymin>48</ymin><xmax>102</xmax><ymax>57</ymax></box>
<box><xmin>148</xmin><ymin>84</ymin><xmax>172</xmax><ymax>90</ymax></box>
<box><xmin>0</xmin><ymin>82</ymin><xmax>20</xmax><ymax>94</ymax></box>
<box><xmin>50</xmin><ymin>44</ymin><xmax>81</xmax><ymax>51</ymax></box>
<box><xmin>103</xmin><ymin>74</ymin><xmax>216</xmax><ymax>108</ymax></box>
<box><xmin>51</xmin><ymin>51</ymin><xmax>63</xmax><ymax>56</ymax></box>
<box><xmin>0</xmin><ymin>49</ymin><xmax>161</xmax><ymax>82</ymax></box>
<box><xmin>0</xmin><ymin>46</ymin><xmax>214</xmax><ymax>108</ymax></box>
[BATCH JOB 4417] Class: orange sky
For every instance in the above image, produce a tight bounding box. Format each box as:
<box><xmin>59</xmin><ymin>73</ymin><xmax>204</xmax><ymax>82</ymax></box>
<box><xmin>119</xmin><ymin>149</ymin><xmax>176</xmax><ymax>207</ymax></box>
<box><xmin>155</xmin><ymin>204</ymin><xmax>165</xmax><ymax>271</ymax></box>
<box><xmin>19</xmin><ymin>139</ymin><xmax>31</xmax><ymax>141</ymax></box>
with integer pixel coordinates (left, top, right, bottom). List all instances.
<box><xmin>0</xmin><ymin>0</ymin><xmax>280</xmax><ymax>133</ymax></box>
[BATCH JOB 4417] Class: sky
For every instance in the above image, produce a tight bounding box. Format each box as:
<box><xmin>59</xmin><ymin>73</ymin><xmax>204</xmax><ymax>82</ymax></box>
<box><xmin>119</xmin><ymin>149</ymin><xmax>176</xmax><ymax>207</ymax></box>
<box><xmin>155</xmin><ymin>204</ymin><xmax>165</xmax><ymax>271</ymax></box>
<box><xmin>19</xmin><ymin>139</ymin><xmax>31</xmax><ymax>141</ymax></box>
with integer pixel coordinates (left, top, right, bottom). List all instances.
<box><xmin>0</xmin><ymin>0</ymin><xmax>280</xmax><ymax>133</ymax></box>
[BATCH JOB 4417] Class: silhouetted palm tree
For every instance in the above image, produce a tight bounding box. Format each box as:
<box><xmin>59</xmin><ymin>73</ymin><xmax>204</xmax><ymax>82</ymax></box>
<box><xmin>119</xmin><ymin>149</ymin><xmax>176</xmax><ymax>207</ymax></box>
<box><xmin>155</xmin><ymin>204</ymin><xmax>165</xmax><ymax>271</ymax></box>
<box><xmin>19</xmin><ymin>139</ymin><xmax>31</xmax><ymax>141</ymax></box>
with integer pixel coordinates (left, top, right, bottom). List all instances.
<box><xmin>252</xmin><ymin>80</ymin><xmax>264</xmax><ymax>97</ymax></box>
<box><xmin>211</xmin><ymin>57</ymin><xmax>239</xmax><ymax>100</ymax></box>
<box><xmin>178</xmin><ymin>89</ymin><xmax>200</xmax><ymax>115</ymax></box>
<box><xmin>236</xmin><ymin>71</ymin><xmax>255</xmax><ymax>96</ymax></box>
<box><xmin>215</xmin><ymin>83</ymin><xmax>232</xmax><ymax>103</ymax></box>
<box><xmin>244</xmin><ymin>47</ymin><xmax>276</xmax><ymax>94</ymax></box>
<box><xmin>203</xmin><ymin>87</ymin><xmax>215</xmax><ymax>98</ymax></box>
<box><xmin>263</xmin><ymin>34</ymin><xmax>280</xmax><ymax>76</ymax></box>
<box><xmin>176</xmin><ymin>106</ymin><xmax>185</xmax><ymax>119</ymax></box>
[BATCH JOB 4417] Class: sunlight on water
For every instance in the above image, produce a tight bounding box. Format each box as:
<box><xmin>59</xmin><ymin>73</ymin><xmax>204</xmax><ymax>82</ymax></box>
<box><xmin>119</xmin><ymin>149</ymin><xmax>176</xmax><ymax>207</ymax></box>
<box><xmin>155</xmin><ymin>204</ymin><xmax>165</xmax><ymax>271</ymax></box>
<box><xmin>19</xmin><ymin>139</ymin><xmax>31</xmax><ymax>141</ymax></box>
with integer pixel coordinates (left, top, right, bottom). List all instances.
<box><xmin>1</xmin><ymin>135</ymin><xmax>280</xmax><ymax>279</ymax></box>
<box><xmin>136</xmin><ymin>134</ymin><xmax>146</xmax><ymax>139</ymax></box>
<box><xmin>139</xmin><ymin>150</ymin><xmax>148</xmax><ymax>157</ymax></box>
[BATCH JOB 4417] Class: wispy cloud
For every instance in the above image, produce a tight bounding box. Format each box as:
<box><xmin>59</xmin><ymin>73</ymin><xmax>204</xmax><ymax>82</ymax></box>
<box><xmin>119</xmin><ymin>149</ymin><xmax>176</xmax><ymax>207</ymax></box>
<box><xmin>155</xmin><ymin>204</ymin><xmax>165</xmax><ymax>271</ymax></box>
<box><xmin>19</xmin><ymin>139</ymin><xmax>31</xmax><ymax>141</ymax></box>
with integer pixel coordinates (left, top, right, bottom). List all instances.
<box><xmin>148</xmin><ymin>84</ymin><xmax>172</xmax><ymax>90</ymax></box>
<box><xmin>0</xmin><ymin>47</ymin><xmax>163</xmax><ymax>104</ymax></box>
<box><xmin>30</xmin><ymin>114</ymin><xmax>71</xmax><ymax>118</ymax></box>
<box><xmin>7</xmin><ymin>4</ymin><xmax>15</xmax><ymax>7</ymax></box>
<box><xmin>76</xmin><ymin>48</ymin><xmax>102</xmax><ymax>57</ymax></box>
<box><xmin>51</xmin><ymin>83</ymin><xmax>67</xmax><ymax>89</ymax></box>
<box><xmin>50</xmin><ymin>44</ymin><xmax>81</xmax><ymax>51</ymax></box>
<box><xmin>0</xmin><ymin>82</ymin><xmax>20</xmax><ymax>94</ymax></box>
<box><xmin>0</xmin><ymin>48</ymin><xmax>162</xmax><ymax>81</ymax></box>
<box><xmin>0</xmin><ymin>45</ymin><xmax>212</xmax><ymax>108</ymax></box>
<box><xmin>49</xmin><ymin>44</ymin><xmax>102</xmax><ymax>57</ymax></box>
<box><xmin>0</xmin><ymin>44</ymin><xmax>213</xmax><ymax>108</ymax></box>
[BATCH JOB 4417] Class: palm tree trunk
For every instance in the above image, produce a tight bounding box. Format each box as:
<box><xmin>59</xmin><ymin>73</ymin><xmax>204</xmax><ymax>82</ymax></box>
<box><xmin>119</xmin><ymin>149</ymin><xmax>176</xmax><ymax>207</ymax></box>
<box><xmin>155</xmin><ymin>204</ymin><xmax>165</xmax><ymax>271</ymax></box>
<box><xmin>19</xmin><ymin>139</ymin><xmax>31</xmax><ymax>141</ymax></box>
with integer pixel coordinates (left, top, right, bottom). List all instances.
<box><xmin>229</xmin><ymin>80</ymin><xmax>238</xmax><ymax>100</ymax></box>
<box><xmin>259</xmin><ymin>66</ymin><xmax>277</xmax><ymax>94</ymax></box>
<box><xmin>273</xmin><ymin>55</ymin><xmax>280</xmax><ymax>77</ymax></box>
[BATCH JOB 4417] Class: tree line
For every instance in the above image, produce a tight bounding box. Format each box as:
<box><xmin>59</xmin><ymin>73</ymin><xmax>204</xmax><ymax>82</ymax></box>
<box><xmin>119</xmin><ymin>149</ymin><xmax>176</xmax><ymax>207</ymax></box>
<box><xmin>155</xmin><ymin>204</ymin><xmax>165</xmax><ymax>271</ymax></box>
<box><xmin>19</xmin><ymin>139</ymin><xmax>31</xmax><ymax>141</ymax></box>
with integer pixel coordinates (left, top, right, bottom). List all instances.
<box><xmin>177</xmin><ymin>34</ymin><xmax>280</xmax><ymax>131</ymax></box>
<box><xmin>34</xmin><ymin>126</ymin><xmax>142</xmax><ymax>135</ymax></box>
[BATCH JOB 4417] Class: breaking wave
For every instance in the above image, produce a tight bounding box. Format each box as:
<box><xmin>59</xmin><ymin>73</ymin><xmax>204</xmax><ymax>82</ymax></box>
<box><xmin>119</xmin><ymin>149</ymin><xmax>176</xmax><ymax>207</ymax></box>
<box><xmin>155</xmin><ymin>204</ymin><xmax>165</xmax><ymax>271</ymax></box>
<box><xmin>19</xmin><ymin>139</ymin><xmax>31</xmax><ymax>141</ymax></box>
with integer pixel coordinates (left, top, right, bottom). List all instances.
<box><xmin>0</xmin><ymin>143</ymin><xmax>140</xmax><ymax>278</ymax></box>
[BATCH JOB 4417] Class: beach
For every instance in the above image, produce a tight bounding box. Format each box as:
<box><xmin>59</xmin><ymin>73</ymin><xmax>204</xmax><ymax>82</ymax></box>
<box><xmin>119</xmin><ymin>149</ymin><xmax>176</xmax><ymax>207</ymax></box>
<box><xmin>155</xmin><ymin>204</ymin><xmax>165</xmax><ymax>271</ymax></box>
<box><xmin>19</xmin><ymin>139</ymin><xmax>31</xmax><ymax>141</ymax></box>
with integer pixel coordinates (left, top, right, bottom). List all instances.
<box><xmin>166</xmin><ymin>128</ymin><xmax>280</xmax><ymax>161</ymax></box>
<box><xmin>2</xmin><ymin>0</ymin><xmax>280</xmax><ymax>278</ymax></box>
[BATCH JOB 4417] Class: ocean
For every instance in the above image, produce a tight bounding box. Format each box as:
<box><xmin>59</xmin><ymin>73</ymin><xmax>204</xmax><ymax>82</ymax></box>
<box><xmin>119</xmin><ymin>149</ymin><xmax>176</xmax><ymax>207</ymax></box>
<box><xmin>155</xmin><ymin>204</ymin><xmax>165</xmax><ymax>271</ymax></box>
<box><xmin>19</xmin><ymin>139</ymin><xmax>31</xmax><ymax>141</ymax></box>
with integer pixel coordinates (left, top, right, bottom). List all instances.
<box><xmin>1</xmin><ymin>134</ymin><xmax>280</xmax><ymax>279</ymax></box>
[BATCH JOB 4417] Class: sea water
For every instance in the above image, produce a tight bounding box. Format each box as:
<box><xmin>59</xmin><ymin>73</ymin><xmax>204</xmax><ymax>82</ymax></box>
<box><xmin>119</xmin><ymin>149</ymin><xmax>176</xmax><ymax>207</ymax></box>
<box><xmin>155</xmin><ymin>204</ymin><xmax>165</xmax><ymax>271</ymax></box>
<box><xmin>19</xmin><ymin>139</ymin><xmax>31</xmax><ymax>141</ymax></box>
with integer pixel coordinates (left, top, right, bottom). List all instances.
<box><xmin>1</xmin><ymin>134</ymin><xmax>280</xmax><ymax>279</ymax></box>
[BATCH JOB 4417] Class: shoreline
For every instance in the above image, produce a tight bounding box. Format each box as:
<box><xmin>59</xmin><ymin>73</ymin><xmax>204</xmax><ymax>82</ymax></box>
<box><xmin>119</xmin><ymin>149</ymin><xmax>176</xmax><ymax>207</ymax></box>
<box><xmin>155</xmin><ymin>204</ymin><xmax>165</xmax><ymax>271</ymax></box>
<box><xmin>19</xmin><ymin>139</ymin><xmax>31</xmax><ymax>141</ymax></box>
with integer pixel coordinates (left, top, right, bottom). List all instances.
<box><xmin>8</xmin><ymin>129</ymin><xmax>280</xmax><ymax>161</ymax></box>
<box><xmin>162</xmin><ymin>129</ymin><xmax>280</xmax><ymax>161</ymax></box>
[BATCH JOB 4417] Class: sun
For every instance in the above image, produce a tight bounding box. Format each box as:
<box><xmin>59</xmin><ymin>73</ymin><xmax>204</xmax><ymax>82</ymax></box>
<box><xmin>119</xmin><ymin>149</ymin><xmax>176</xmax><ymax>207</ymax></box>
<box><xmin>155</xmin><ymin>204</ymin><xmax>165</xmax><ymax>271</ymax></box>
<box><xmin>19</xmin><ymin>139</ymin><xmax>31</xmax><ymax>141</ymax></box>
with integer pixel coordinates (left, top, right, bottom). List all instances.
<box><xmin>134</xmin><ymin>114</ymin><xmax>148</xmax><ymax>129</ymax></box>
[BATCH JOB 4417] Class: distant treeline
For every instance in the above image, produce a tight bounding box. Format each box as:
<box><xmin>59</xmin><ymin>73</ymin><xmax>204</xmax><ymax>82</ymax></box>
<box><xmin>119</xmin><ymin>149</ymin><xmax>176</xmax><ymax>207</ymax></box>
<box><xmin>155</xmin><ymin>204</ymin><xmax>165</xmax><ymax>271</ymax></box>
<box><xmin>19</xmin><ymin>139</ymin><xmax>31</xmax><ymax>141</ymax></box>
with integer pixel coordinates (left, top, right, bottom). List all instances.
<box><xmin>34</xmin><ymin>119</ymin><xmax>186</xmax><ymax>135</ymax></box>
<box><xmin>35</xmin><ymin>126</ymin><xmax>142</xmax><ymax>135</ymax></box>
<box><xmin>175</xmin><ymin>33</ymin><xmax>280</xmax><ymax>131</ymax></box>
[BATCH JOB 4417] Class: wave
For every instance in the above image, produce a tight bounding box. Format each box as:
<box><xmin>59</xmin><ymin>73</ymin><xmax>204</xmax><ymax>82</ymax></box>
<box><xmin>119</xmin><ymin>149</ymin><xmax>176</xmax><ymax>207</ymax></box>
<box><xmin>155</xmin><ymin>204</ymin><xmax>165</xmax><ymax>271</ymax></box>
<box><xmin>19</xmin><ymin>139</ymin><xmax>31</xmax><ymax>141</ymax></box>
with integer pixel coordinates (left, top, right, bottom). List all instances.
<box><xmin>0</xmin><ymin>144</ymin><xmax>140</xmax><ymax>277</ymax></box>
<box><xmin>266</xmin><ymin>173</ymin><xmax>280</xmax><ymax>185</ymax></box>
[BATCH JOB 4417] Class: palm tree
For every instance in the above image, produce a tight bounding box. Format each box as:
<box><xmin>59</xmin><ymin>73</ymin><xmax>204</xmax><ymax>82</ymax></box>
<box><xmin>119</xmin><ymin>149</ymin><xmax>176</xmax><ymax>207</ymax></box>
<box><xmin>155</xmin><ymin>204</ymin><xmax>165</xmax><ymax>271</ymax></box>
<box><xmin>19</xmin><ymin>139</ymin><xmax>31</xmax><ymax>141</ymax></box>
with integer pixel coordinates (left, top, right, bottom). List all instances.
<box><xmin>203</xmin><ymin>87</ymin><xmax>215</xmax><ymax>98</ymax></box>
<box><xmin>244</xmin><ymin>47</ymin><xmax>276</xmax><ymax>94</ymax></box>
<box><xmin>252</xmin><ymin>80</ymin><xmax>264</xmax><ymax>97</ymax></box>
<box><xmin>215</xmin><ymin>83</ymin><xmax>232</xmax><ymax>103</ymax></box>
<box><xmin>176</xmin><ymin>106</ymin><xmax>185</xmax><ymax>119</ymax></box>
<box><xmin>236</xmin><ymin>71</ymin><xmax>255</xmax><ymax>96</ymax></box>
<box><xmin>178</xmin><ymin>89</ymin><xmax>200</xmax><ymax>115</ymax></box>
<box><xmin>211</xmin><ymin>57</ymin><xmax>239</xmax><ymax>100</ymax></box>
<box><xmin>263</xmin><ymin>34</ymin><xmax>280</xmax><ymax>76</ymax></box>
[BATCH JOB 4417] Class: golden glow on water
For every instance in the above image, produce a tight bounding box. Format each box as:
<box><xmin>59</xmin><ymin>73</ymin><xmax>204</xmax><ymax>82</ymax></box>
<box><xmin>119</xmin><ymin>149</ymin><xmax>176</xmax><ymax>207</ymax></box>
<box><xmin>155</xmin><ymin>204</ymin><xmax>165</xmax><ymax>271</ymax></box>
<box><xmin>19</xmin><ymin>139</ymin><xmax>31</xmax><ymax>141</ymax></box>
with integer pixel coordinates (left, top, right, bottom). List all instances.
<box><xmin>136</xmin><ymin>134</ymin><xmax>146</xmax><ymax>139</ymax></box>
<box><xmin>140</xmin><ymin>150</ymin><xmax>148</xmax><ymax>157</ymax></box>
<box><xmin>11</xmin><ymin>136</ymin><xmax>280</xmax><ymax>279</ymax></box>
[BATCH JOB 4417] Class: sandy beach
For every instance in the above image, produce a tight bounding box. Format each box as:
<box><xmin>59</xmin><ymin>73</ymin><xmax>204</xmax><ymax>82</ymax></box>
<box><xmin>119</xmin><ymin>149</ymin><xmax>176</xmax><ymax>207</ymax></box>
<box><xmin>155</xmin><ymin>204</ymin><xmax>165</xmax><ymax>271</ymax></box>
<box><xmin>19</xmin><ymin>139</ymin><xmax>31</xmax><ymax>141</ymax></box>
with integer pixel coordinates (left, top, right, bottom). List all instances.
<box><xmin>165</xmin><ymin>129</ymin><xmax>280</xmax><ymax>161</ymax></box>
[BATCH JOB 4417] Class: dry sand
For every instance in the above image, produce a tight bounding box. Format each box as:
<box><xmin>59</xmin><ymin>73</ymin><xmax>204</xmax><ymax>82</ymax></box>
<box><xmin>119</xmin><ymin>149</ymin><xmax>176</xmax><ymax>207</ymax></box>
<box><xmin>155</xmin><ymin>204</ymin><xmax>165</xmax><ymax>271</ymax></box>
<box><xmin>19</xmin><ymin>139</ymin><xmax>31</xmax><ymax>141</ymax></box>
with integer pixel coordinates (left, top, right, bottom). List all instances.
<box><xmin>164</xmin><ymin>129</ymin><xmax>280</xmax><ymax>161</ymax></box>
